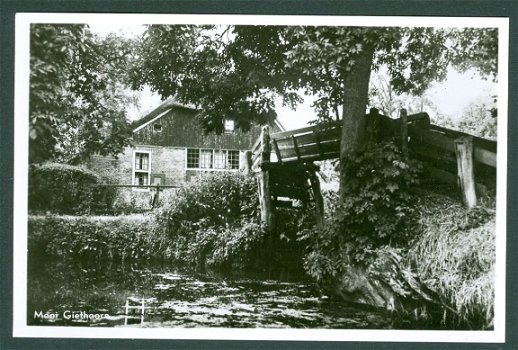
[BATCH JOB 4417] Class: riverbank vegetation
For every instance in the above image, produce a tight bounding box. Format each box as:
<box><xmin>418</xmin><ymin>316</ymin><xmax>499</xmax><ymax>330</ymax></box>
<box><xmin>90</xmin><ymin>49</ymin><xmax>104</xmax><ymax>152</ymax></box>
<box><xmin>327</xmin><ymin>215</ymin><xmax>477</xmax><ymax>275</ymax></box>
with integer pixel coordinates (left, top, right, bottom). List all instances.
<box><xmin>29</xmin><ymin>162</ymin><xmax>117</xmax><ymax>215</ymax></box>
<box><xmin>28</xmin><ymin>214</ymin><xmax>153</xmax><ymax>262</ymax></box>
<box><xmin>151</xmin><ymin>172</ymin><xmax>310</xmax><ymax>272</ymax></box>
<box><xmin>408</xmin><ymin>192</ymin><xmax>495</xmax><ymax>329</ymax></box>
<box><xmin>28</xmin><ymin>164</ymin><xmax>495</xmax><ymax>329</ymax></box>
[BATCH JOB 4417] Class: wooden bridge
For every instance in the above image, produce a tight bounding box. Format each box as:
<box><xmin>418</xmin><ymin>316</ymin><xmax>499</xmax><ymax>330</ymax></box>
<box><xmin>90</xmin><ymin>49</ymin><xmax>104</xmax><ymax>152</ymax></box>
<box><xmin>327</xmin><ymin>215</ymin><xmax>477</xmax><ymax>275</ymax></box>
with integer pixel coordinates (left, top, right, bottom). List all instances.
<box><xmin>247</xmin><ymin>108</ymin><xmax>497</xmax><ymax>228</ymax></box>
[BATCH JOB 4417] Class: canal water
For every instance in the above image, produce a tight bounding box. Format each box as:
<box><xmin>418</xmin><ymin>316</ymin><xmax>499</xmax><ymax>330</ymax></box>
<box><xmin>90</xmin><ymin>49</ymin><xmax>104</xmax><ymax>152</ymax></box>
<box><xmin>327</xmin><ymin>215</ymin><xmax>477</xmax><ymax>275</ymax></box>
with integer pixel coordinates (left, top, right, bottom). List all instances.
<box><xmin>27</xmin><ymin>258</ymin><xmax>395</xmax><ymax>329</ymax></box>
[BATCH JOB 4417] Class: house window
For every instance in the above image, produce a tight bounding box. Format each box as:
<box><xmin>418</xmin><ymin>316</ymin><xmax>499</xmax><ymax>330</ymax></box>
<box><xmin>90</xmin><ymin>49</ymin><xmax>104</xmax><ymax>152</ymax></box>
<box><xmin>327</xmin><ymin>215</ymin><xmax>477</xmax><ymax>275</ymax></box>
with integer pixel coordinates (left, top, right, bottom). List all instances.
<box><xmin>152</xmin><ymin>174</ymin><xmax>165</xmax><ymax>185</ymax></box>
<box><xmin>186</xmin><ymin>149</ymin><xmax>240</xmax><ymax>170</ymax></box>
<box><xmin>187</xmin><ymin>149</ymin><xmax>200</xmax><ymax>168</ymax></box>
<box><xmin>228</xmin><ymin>150</ymin><xmax>240</xmax><ymax>169</ymax></box>
<box><xmin>135</xmin><ymin>172</ymin><xmax>149</xmax><ymax>186</ymax></box>
<box><xmin>200</xmin><ymin>149</ymin><xmax>213</xmax><ymax>169</ymax></box>
<box><xmin>133</xmin><ymin>151</ymin><xmax>151</xmax><ymax>187</ymax></box>
<box><xmin>214</xmin><ymin>150</ymin><xmax>227</xmax><ymax>169</ymax></box>
<box><xmin>224</xmin><ymin>119</ymin><xmax>235</xmax><ymax>133</ymax></box>
<box><xmin>153</xmin><ymin>123</ymin><xmax>162</xmax><ymax>132</ymax></box>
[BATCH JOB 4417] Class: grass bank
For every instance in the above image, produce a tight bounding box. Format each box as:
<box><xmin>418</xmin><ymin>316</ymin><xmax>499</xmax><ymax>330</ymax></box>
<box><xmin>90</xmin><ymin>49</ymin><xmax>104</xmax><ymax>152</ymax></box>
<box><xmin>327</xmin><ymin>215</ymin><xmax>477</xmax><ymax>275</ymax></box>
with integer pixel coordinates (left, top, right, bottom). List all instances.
<box><xmin>407</xmin><ymin>191</ymin><xmax>495</xmax><ymax>329</ymax></box>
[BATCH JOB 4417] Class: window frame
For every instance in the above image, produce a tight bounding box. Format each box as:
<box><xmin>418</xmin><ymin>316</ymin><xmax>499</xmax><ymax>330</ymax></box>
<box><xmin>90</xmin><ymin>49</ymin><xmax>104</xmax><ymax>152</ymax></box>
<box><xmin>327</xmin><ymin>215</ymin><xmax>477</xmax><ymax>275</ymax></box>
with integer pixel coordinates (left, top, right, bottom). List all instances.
<box><xmin>132</xmin><ymin>150</ymin><xmax>152</xmax><ymax>191</ymax></box>
<box><xmin>223</xmin><ymin>119</ymin><xmax>235</xmax><ymax>134</ymax></box>
<box><xmin>185</xmin><ymin>148</ymin><xmax>241</xmax><ymax>171</ymax></box>
<box><xmin>153</xmin><ymin>123</ymin><xmax>163</xmax><ymax>133</ymax></box>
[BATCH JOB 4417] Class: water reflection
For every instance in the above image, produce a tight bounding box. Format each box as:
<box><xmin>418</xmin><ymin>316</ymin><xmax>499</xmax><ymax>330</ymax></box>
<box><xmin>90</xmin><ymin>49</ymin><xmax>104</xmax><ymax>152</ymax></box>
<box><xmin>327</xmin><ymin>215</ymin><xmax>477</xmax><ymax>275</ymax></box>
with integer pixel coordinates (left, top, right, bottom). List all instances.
<box><xmin>27</xmin><ymin>258</ymin><xmax>391</xmax><ymax>328</ymax></box>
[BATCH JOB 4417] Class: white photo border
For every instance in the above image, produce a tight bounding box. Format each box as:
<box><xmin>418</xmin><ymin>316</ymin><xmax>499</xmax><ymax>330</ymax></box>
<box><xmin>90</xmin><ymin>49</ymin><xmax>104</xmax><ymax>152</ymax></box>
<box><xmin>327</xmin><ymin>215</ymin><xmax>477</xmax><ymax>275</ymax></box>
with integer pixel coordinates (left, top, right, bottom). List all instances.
<box><xmin>13</xmin><ymin>12</ymin><xmax>509</xmax><ymax>342</ymax></box>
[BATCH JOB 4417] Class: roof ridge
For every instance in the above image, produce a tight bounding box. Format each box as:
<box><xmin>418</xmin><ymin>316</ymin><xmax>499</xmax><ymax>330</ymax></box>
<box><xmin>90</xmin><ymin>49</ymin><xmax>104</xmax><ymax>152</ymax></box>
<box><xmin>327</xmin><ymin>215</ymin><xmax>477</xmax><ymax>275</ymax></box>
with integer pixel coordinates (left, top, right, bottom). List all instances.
<box><xmin>131</xmin><ymin>97</ymin><xmax>197</xmax><ymax>130</ymax></box>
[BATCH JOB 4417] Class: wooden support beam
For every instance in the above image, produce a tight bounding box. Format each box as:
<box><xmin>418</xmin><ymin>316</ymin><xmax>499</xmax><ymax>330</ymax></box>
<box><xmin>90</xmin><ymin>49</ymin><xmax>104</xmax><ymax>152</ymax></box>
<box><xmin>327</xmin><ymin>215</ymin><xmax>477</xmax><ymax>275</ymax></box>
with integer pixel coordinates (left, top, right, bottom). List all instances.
<box><xmin>256</xmin><ymin>125</ymin><xmax>274</xmax><ymax>228</ymax></box>
<box><xmin>308</xmin><ymin>172</ymin><xmax>324</xmax><ymax>227</ymax></box>
<box><xmin>291</xmin><ymin>135</ymin><xmax>302</xmax><ymax>161</ymax></box>
<box><xmin>257</xmin><ymin>171</ymin><xmax>273</xmax><ymax>228</ymax></box>
<box><xmin>400</xmin><ymin>108</ymin><xmax>408</xmax><ymax>159</ymax></box>
<box><xmin>272</xmin><ymin>139</ymin><xmax>283</xmax><ymax>164</ymax></box>
<box><xmin>313</xmin><ymin>131</ymin><xmax>325</xmax><ymax>157</ymax></box>
<box><xmin>474</xmin><ymin>147</ymin><xmax>496</xmax><ymax>168</ymax></box>
<box><xmin>422</xmin><ymin>164</ymin><xmax>488</xmax><ymax>197</ymax></box>
<box><xmin>455</xmin><ymin>136</ymin><xmax>477</xmax><ymax>209</ymax></box>
<box><xmin>240</xmin><ymin>150</ymin><xmax>252</xmax><ymax>174</ymax></box>
<box><xmin>261</xmin><ymin>125</ymin><xmax>271</xmax><ymax>163</ymax></box>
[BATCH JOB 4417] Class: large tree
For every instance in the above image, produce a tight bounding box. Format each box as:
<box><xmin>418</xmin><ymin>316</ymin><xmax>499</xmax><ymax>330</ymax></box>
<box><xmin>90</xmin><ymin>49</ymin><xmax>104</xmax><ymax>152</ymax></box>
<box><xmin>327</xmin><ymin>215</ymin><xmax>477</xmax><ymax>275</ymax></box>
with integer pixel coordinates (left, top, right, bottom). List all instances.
<box><xmin>29</xmin><ymin>24</ymin><xmax>135</xmax><ymax>164</ymax></box>
<box><xmin>132</xmin><ymin>25</ymin><xmax>497</xmax><ymax>200</ymax></box>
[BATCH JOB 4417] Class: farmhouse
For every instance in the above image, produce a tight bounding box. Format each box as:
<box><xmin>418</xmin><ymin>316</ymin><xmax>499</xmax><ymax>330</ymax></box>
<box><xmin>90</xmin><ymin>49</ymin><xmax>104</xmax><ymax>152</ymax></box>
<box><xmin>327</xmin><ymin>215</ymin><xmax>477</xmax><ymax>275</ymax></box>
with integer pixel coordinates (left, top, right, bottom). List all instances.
<box><xmin>87</xmin><ymin>98</ymin><xmax>284</xmax><ymax>189</ymax></box>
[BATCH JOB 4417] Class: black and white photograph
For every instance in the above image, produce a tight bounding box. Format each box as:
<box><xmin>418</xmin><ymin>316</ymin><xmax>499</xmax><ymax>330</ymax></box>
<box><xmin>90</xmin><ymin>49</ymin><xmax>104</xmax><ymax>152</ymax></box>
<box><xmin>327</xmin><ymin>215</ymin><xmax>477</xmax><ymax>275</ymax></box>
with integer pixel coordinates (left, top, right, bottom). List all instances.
<box><xmin>12</xmin><ymin>13</ymin><xmax>508</xmax><ymax>342</ymax></box>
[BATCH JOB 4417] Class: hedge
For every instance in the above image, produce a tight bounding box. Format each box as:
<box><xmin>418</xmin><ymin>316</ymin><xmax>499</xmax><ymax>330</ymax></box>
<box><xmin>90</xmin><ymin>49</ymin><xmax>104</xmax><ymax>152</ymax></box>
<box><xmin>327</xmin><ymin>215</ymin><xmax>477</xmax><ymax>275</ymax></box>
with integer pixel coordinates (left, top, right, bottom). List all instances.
<box><xmin>28</xmin><ymin>162</ymin><xmax>116</xmax><ymax>214</ymax></box>
<box><xmin>28</xmin><ymin>214</ymin><xmax>159</xmax><ymax>261</ymax></box>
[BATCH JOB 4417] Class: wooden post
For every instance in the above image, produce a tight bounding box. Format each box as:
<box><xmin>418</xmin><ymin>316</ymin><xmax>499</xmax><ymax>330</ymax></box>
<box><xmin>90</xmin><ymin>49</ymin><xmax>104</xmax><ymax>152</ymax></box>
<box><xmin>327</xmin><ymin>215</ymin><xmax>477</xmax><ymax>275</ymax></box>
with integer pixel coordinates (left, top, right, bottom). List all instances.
<box><xmin>308</xmin><ymin>172</ymin><xmax>324</xmax><ymax>227</ymax></box>
<box><xmin>257</xmin><ymin>171</ymin><xmax>273</xmax><ymax>228</ymax></box>
<box><xmin>455</xmin><ymin>135</ymin><xmax>477</xmax><ymax>208</ymax></box>
<box><xmin>141</xmin><ymin>298</ymin><xmax>145</xmax><ymax>324</ymax></box>
<box><xmin>152</xmin><ymin>184</ymin><xmax>160</xmax><ymax>208</ymax></box>
<box><xmin>258</xmin><ymin>125</ymin><xmax>273</xmax><ymax>228</ymax></box>
<box><xmin>400</xmin><ymin>108</ymin><xmax>408</xmax><ymax>159</ymax></box>
<box><xmin>261</xmin><ymin>125</ymin><xmax>271</xmax><ymax>164</ymax></box>
<box><xmin>240</xmin><ymin>150</ymin><xmax>252</xmax><ymax>174</ymax></box>
<box><xmin>124</xmin><ymin>299</ymin><xmax>129</xmax><ymax>325</ymax></box>
<box><xmin>365</xmin><ymin>107</ymin><xmax>381</xmax><ymax>142</ymax></box>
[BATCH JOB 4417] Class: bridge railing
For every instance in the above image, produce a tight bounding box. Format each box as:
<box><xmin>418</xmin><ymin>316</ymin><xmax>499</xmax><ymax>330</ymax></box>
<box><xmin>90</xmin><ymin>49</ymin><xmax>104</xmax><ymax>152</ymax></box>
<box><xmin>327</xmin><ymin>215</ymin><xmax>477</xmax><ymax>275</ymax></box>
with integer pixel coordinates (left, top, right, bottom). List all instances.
<box><xmin>251</xmin><ymin>108</ymin><xmax>497</xmax><ymax>208</ymax></box>
<box><xmin>270</xmin><ymin>120</ymin><xmax>342</xmax><ymax>164</ymax></box>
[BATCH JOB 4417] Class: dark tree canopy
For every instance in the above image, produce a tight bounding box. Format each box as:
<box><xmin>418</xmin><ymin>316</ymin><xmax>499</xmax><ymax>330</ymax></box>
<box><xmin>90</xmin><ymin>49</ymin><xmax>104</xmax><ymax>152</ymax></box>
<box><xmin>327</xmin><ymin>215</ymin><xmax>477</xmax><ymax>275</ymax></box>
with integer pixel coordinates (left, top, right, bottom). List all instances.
<box><xmin>29</xmin><ymin>24</ymin><xmax>135</xmax><ymax>164</ymax></box>
<box><xmin>132</xmin><ymin>25</ymin><xmax>497</xmax><ymax>126</ymax></box>
<box><xmin>131</xmin><ymin>24</ymin><xmax>497</xmax><ymax>198</ymax></box>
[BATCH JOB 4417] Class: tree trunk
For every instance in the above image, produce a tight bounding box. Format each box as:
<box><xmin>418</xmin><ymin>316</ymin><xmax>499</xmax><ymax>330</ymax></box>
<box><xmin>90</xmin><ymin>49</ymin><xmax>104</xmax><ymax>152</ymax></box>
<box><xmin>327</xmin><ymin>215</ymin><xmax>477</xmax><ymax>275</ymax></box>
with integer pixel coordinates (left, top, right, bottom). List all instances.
<box><xmin>339</xmin><ymin>46</ymin><xmax>375</xmax><ymax>202</ymax></box>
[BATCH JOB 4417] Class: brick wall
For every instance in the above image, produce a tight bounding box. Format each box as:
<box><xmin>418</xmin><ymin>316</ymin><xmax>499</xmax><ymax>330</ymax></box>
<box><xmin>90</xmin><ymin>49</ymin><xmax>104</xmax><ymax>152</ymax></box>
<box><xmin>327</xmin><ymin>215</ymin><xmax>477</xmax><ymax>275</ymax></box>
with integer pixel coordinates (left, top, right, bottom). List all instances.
<box><xmin>87</xmin><ymin>145</ymin><xmax>187</xmax><ymax>186</ymax></box>
<box><xmin>87</xmin><ymin>145</ymin><xmax>186</xmax><ymax>210</ymax></box>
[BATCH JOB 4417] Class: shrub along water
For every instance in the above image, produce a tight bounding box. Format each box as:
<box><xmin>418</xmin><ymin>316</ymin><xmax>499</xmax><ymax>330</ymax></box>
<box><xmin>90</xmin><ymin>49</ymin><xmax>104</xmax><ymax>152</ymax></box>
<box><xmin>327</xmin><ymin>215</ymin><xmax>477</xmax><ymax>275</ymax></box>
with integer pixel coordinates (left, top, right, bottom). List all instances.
<box><xmin>151</xmin><ymin>172</ymin><xmax>311</xmax><ymax>272</ymax></box>
<box><xmin>28</xmin><ymin>214</ymin><xmax>155</xmax><ymax>262</ymax></box>
<box><xmin>28</xmin><ymin>171</ymin><xmax>312</xmax><ymax>275</ymax></box>
<box><xmin>29</xmin><ymin>162</ymin><xmax>116</xmax><ymax>214</ymax></box>
<box><xmin>299</xmin><ymin>141</ymin><xmax>422</xmax><ymax>282</ymax></box>
<box><xmin>298</xmin><ymin>140</ymin><xmax>495</xmax><ymax>329</ymax></box>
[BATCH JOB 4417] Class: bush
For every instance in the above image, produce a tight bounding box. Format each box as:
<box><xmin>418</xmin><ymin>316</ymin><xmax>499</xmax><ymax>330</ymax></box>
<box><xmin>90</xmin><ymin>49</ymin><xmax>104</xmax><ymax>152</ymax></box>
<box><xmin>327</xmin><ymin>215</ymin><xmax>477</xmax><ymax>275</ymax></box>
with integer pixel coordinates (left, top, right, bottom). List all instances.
<box><xmin>151</xmin><ymin>172</ymin><xmax>269</xmax><ymax>270</ymax></box>
<box><xmin>299</xmin><ymin>141</ymin><xmax>421</xmax><ymax>282</ymax></box>
<box><xmin>29</xmin><ymin>162</ymin><xmax>116</xmax><ymax>214</ymax></box>
<box><xmin>28</xmin><ymin>214</ymin><xmax>156</xmax><ymax>261</ymax></box>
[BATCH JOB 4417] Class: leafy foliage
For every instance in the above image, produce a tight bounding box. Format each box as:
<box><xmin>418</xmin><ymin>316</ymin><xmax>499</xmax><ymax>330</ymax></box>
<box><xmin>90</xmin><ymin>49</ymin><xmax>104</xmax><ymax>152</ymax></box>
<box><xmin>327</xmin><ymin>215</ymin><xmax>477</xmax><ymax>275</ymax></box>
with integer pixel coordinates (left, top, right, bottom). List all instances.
<box><xmin>30</xmin><ymin>24</ymin><xmax>134</xmax><ymax>164</ymax></box>
<box><xmin>132</xmin><ymin>25</ymin><xmax>283</xmax><ymax>133</ymax></box>
<box><xmin>132</xmin><ymin>25</ymin><xmax>497</xmax><ymax>208</ymax></box>
<box><xmin>28</xmin><ymin>215</ymin><xmax>153</xmax><ymax>261</ymax></box>
<box><xmin>432</xmin><ymin>97</ymin><xmax>497</xmax><ymax>139</ymax></box>
<box><xmin>28</xmin><ymin>163</ymin><xmax>116</xmax><ymax>214</ymax></box>
<box><xmin>133</xmin><ymin>25</ymin><xmax>496</xmax><ymax>125</ymax></box>
<box><xmin>299</xmin><ymin>142</ymin><xmax>421</xmax><ymax>281</ymax></box>
<box><xmin>448</xmin><ymin>28</ymin><xmax>498</xmax><ymax>80</ymax></box>
<box><xmin>152</xmin><ymin>172</ymin><xmax>268</xmax><ymax>270</ymax></box>
<box><xmin>368</xmin><ymin>70</ymin><xmax>445</xmax><ymax>119</ymax></box>
<box><xmin>155</xmin><ymin>172</ymin><xmax>259</xmax><ymax>231</ymax></box>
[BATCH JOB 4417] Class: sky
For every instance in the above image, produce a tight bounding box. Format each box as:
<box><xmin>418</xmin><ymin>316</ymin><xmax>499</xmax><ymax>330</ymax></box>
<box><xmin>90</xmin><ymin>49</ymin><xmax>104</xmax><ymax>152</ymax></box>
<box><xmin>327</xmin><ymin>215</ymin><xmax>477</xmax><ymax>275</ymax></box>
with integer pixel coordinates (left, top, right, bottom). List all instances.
<box><xmin>88</xmin><ymin>22</ymin><xmax>497</xmax><ymax>131</ymax></box>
